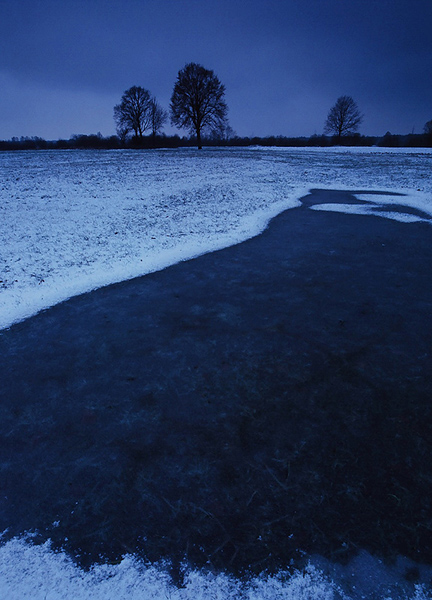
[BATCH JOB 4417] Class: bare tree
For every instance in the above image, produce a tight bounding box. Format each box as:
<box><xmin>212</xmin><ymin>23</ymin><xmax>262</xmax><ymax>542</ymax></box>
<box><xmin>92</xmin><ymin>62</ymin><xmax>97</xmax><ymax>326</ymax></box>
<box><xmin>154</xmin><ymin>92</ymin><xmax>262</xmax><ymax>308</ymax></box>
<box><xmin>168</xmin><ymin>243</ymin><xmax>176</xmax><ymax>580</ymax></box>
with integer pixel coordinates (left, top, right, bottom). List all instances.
<box><xmin>150</xmin><ymin>98</ymin><xmax>168</xmax><ymax>145</ymax></box>
<box><xmin>424</xmin><ymin>119</ymin><xmax>432</xmax><ymax>135</ymax></box>
<box><xmin>170</xmin><ymin>62</ymin><xmax>228</xmax><ymax>149</ymax></box>
<box><xmin>324</xmin><ymin>95</ymin><xmax>363</xmax><ymax>140</ymax></box>
<box><xmin>207</xmin><ymin>123</ymin><xmax>236</xmax><ymax>142</ymax></box>
<box><xmin>114</xmin><ymin>86</ymin><xmax>153</xmax><ymax>140</ymax></box>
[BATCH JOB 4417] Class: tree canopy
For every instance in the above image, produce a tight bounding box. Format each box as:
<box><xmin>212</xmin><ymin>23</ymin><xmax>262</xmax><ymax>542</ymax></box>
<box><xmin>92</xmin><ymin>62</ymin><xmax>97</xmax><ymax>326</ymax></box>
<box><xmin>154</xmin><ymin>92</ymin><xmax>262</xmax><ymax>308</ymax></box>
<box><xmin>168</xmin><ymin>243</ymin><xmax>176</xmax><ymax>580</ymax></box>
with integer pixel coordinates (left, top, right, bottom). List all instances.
<box><xmin>170</xmin><ymin>62</ymin><xmax>228</xmax><ymax>149</ymax></box>
<box><xmin>324</xmin><ymin>96</ymin><xmax>363</xmax><ymax>139</ymax></box>
<box><xmin>114</xmin><ymin>86</ymin><xmax>165</xmax><ymax>142</ymax></box>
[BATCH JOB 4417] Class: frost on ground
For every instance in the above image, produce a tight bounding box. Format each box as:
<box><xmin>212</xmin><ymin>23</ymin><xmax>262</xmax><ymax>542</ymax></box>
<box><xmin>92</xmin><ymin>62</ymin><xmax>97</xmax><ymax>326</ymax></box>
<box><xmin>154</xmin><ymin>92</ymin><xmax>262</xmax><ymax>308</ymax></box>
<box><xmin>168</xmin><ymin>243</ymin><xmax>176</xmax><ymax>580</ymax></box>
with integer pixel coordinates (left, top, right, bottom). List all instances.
<box><xmin>1</xmin><ymin>537</ymin><xmax>431</xmax><ymax>600</ymax></box>
<box><xmin>1</xmin><ymin>147</ymin><xmax>431</xmax><ymax>330</ymax></box>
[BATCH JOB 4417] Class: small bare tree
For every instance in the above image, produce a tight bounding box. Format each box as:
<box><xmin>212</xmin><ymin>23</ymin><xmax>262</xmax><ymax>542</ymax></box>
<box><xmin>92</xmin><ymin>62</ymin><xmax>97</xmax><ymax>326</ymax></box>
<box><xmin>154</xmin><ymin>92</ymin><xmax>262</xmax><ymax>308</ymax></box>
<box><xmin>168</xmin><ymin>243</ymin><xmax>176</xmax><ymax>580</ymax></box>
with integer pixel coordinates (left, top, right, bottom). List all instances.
<box><xmin>324</xmin><ymin>96</ymin><xmax>363</xmax><ymax>140</ymax></box>
<box><xmin>150</xmin><ymin>98</ymin><xmax>168</xmax><ymax>145</ymax></box>
<box><xmin>170</xmin><ymin>62</ymin><xmax>228</xmax><ymax>149</ymax></box>
<box><xmin>114</xmin><ymin>86</ymin><xmax>153</xmax><ymax>140</ymax></box>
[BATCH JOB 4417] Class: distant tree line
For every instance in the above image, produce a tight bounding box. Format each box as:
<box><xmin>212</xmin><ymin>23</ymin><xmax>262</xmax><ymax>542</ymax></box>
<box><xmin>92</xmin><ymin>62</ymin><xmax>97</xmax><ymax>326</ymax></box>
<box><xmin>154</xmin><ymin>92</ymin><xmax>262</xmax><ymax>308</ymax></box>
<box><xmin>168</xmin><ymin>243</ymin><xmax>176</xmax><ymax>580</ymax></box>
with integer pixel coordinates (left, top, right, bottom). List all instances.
<box><xmin>2</xmin><ymin>130</ymin><xmax>432</xmax><ymax>151</ymax></box>
<box><xmin>1</xmin><ymin>62</ymin><xmax>432</xmax><ymax>149</ymax></box>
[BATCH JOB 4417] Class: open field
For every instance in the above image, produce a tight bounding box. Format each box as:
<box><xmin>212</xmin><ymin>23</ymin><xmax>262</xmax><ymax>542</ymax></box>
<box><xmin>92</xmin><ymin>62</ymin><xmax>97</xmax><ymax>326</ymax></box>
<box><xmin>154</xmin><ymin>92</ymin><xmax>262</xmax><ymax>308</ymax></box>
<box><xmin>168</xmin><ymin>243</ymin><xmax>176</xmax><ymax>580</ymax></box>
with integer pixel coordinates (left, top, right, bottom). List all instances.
<box><xmin>1</xmin><ymin>148</ymin><xmax>432</xmax><ymax>599</ymax></box>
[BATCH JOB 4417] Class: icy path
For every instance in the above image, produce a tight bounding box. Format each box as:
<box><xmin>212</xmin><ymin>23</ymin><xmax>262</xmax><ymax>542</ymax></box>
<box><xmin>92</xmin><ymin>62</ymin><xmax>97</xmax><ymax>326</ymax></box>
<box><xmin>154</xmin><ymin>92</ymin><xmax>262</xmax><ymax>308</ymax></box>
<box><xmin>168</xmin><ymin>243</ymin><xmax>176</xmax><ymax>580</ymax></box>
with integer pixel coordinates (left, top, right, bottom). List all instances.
<box><xmin>1</xmin><ymin>147</ymin><xmax>431</xmax><ymax>330</ymax></box>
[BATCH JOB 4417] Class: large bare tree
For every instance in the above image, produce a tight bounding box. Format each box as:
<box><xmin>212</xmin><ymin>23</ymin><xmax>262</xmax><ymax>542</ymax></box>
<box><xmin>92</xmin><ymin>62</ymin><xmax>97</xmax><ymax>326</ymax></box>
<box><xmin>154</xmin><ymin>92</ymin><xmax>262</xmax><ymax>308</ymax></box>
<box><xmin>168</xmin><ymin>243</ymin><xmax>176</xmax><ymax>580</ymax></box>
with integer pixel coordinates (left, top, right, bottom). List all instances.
<box><xmin>170</xmin><ymin>63</ymin><xmax>228</xmax><ymax>149</ymax></box>
<box><xmin>114</xmin><ymin>86</ymin><xmax>153</xmax><ymax>140</ymax></box>
<box><xmin>324</xmin><ymin>95</ymin><xmax>363</xmax><ymax>140</ymax></box>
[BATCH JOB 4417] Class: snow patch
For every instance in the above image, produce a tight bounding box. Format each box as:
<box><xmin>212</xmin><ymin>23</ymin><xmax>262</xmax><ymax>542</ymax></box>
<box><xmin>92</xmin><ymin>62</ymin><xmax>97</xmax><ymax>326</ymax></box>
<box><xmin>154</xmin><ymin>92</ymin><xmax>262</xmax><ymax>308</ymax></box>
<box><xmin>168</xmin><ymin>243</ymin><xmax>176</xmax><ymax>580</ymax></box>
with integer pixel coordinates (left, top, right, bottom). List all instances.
<box><xmin>1</xmin><ymin>537</ymin><xmax>431</xmax><ymax>599</ymax></box>
<box><xmin>310</xmin><ymin>203</ymin><xmax>430</xmax><ymax>223</ymax></box>
<box><xmin>0</xmin><ymin>538</ymin><xmax>342</xmax><ymax>600</ymax></box>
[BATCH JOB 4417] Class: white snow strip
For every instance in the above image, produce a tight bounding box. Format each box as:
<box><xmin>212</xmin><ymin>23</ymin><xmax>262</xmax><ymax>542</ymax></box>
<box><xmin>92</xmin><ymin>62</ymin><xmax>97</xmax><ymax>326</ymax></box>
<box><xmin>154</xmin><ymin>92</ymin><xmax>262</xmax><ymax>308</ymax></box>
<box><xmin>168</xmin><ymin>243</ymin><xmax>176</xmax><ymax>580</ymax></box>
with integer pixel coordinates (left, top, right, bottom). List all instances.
<box><xmin>310</xmin><ymin>203</ymin><xmax>430</xmax><ymax>223</ymax></box>
<box><xmin>354</xmin><ymin>192</ymin><xmax>432</xmax><ymax>217</ymax></box>
<box><xmin>249</xmin><ymin>145</ymin><xmax>432</xmax><ymax>155</ymax></box>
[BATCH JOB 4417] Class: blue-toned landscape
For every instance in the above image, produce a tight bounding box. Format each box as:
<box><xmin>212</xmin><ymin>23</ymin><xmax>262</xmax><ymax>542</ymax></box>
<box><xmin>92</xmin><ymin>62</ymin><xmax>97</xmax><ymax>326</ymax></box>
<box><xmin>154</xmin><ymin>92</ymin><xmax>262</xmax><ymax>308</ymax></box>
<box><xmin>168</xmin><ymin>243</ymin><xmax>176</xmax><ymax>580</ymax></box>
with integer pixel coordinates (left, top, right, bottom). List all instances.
<box><xmin>1</xmin><ymin>148</ymin><xmax>432</xmax><ymax>598</ymax></box>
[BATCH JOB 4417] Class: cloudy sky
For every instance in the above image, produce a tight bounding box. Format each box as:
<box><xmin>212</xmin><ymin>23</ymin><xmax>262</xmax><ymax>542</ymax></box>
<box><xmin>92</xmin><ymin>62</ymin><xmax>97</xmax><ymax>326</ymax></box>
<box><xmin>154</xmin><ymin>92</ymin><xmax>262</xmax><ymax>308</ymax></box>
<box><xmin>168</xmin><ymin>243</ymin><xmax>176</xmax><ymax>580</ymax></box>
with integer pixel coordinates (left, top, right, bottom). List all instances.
<box><xmin>0</xmin><ymin>0</ymin><xmax>431</xmax><ymax>140</ymax></box>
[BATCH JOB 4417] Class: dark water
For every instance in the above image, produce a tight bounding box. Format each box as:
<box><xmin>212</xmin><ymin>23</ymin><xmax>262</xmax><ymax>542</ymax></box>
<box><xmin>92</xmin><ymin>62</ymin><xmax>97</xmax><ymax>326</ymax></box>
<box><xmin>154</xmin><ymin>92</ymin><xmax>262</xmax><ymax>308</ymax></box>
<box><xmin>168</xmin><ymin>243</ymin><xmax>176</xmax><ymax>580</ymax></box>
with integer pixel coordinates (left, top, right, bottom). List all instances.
<box><xmin>1</xmin><ymin>190</ymin><xmax>432</xmax><ymax>585</ymax></box>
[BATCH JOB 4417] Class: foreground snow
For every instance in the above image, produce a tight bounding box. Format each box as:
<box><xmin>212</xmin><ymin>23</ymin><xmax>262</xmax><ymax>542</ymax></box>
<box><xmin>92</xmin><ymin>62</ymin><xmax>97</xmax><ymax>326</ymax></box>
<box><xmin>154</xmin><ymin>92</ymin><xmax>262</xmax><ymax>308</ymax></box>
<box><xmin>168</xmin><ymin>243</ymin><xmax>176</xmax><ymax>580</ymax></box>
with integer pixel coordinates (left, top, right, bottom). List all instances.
<box><xmin>1</xmin><ymin>147</ymin><xmax>431</xmax><ymax>331</ymax></box>
<box><xmin>1</xmin><ymin>537</ymin><xmax>431</xmax><ymax>600</ymax></box>
<box><xmin>0</xmin><ymin>539</ymin><xmax>334</xmax><ymax>600</ymax></box>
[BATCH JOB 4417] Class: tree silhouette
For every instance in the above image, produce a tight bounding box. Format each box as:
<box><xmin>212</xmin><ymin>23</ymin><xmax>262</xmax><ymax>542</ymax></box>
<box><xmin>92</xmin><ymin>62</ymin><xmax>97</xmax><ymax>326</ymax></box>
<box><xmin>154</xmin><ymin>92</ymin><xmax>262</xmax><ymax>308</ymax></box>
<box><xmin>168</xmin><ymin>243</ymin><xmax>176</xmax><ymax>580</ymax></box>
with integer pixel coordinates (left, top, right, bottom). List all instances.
<box><xmin>150</xmin><ymin>98</ymin><xmax>168</xmax><ymax>145</ymax></box>
<box><xmin>170</xmin><ymin>63</ymin><xmax>228</xmax><ymax>149</ymax></box>
<box><xmin>424</xmin><ymin>119</ymin><xmax>432</xmax><ymax>136</ymax></box>
<box><xmin>114</xmin><ymin>86</ymin><xmax>153</xmax><ymax>140</ymax></box>
<box><xmin>324</xmin><ymin>96</ymin><xmax>363</xmax><ymax>140</ymax></box>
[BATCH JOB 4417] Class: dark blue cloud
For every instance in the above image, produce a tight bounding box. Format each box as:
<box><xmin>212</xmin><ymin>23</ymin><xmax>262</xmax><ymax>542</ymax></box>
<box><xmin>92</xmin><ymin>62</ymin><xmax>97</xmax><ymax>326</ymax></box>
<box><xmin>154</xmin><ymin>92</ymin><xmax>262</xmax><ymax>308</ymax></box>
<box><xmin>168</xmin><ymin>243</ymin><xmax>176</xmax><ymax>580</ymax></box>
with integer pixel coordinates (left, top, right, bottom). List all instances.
<box><xmin>0</xmin><ymin>0</ymin><xmax>431</xmax><ymax>138</ymax></box>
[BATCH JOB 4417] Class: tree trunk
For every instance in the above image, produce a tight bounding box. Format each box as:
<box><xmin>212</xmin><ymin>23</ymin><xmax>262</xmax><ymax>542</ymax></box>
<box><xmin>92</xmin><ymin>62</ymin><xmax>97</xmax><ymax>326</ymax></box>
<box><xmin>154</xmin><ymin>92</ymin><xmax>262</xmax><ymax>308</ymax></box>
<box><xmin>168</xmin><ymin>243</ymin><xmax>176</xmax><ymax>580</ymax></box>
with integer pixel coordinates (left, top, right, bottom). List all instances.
<box><xmin>196</xmin><ymin>127</ymin><xmax>202</xmax><ymax>150</ymax></box>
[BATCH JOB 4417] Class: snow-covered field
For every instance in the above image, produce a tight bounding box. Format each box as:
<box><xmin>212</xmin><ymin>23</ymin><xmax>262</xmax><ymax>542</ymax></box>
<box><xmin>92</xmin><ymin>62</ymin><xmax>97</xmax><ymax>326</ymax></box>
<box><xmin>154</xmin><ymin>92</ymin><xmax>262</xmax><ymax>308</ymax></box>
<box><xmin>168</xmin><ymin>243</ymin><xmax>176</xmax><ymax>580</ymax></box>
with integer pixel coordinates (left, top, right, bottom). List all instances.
<box><xmin>1</xmin><ymin>147</ymin><xmax>432</xmax><ymax>599</ymax></box>
<box><xmin>1</xmin><ymin>146</ymin><xmax>432</xmax><ymax>331</ymax></box>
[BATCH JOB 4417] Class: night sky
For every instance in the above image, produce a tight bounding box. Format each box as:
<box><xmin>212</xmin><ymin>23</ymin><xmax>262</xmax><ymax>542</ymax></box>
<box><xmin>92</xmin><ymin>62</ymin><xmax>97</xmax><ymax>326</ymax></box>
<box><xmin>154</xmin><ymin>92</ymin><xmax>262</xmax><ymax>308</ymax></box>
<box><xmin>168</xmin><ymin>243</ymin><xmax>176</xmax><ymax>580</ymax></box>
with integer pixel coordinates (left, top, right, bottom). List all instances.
<box><xmin>0</xmin><ymin>0</ymin><xmax>431</xmax><ymax>140</ymax></box>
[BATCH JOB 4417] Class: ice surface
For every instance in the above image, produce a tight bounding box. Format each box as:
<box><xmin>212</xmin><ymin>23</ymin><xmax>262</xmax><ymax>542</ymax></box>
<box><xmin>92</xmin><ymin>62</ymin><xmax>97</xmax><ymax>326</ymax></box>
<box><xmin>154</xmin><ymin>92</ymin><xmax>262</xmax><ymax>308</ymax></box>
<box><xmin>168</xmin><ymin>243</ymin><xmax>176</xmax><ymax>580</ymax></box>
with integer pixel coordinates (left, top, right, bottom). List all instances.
<box><xmin>1</xmin><ymin>147</ymin><xmax>431</xmax><ymax>331</ymax></box>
